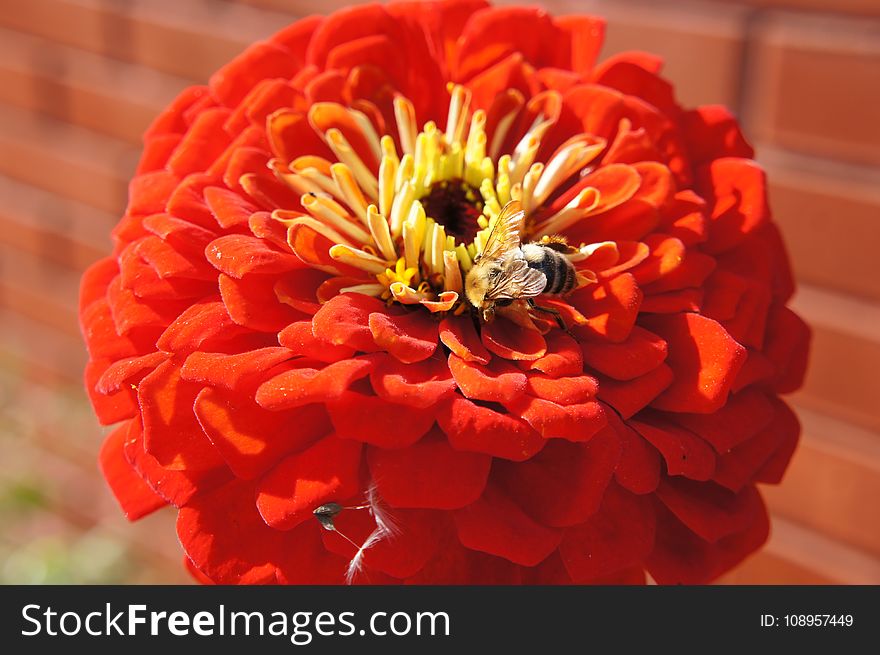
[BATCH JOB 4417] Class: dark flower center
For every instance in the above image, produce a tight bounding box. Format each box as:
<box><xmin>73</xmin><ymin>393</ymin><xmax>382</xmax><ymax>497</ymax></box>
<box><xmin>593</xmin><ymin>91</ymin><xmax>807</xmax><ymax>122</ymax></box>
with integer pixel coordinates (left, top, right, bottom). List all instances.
<box><xmin>422</xmin><ymin>180</ymin><xmax>484</xmax><ymax>243</ymax></box>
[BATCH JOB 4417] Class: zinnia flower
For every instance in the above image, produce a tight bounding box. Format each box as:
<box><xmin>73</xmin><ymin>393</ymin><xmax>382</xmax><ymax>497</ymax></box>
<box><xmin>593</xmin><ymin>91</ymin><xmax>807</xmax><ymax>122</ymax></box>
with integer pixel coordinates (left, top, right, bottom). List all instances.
<box><xmin>82</xmin><ymin>0</ymin><xmax>810</xmax><ymax>584</ymax></box>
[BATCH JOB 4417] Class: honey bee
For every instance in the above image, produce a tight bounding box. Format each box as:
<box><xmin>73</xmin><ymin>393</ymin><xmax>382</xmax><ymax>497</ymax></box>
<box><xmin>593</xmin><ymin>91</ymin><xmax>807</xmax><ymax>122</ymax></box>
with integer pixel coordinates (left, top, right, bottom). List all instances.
<box><xmin>465</xmin><ymin>200</ymin><xmax>582</xmax><ymax>330</ymax></box>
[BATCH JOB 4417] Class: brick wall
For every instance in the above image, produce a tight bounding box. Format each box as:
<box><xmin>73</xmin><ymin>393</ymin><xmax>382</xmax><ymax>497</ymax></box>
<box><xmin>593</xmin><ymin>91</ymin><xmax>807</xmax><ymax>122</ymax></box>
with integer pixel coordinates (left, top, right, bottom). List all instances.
<box><xmin>0</xmin><ymin>0</ymin><xmax>877</xmax><ymax>584</ymax></box>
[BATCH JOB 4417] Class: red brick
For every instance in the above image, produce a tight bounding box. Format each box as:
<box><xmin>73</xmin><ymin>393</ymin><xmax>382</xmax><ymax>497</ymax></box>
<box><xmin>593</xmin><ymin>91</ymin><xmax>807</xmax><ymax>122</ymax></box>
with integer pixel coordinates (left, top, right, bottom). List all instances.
<box><xmin>0</xmin><ymin>308</ymin><xmax>86</xmax><ymax>383</ymax></box>
<box><xmin>0</xmin><ymin>0</ymin><xmax>292</xmax><ymax>81</ymax></box>
<box><xmin>0</xmin><ymin>104</ymin><xmax>138</xmax><ymax>214</ymax></box>
<box><xmin>593</xmin><ymin>0</ymin><xmax>750</xmax><ymax>109</ymax></box>
<box><xmin>763</xmin><ymin>407</ymin><xmax>880</xmax><ymax>557</ymax></box>
<box><xmin>718</xmin><ymin>0</ymin><xmax>880</xmax><ymax>18</ymax></box>
<box><xmin>791</xmin><ymin>285</ymin><xmax>880</xmax><ymax>434</ymax></box>
<box><xmin>719</xmin><ymin>516</ymin><xmax>880</xmax><ymax>584</ymax></box>
<box><xmin>745</xmin><ymin>11</ymin><xmax>880</xmax><ymax>166</ymax></box>
<box><xmin>0</xmin><ymin>176</ymin><xmax>113</xmax><ymax>272</ymax></box>
<box><xmin>0</xmin><ymin>243</ymin><xmax>81</xmax><ymax>338</ymax></box>
<box><xmin>759</xmin><ymin>147</ymin><xmax>880</xmax><ymax>302</ymax></box>
<box><xmin>0</xmin><ymin>28</ymin><xmax>189</xmax><ymax>144</ymax></box>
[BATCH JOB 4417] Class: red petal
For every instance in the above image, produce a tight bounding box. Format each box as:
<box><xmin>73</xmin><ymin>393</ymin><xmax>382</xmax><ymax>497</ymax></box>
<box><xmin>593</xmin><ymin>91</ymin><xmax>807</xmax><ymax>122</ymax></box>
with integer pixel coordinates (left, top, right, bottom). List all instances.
<box><xmin>144</xmin><ymin>85</ymin><xmax>208</xmax><ymax>139</ymax></box>
<box><xmin>268</xmin><ymin>108</ymin><xmax>333</xmax><ymax>163</ymax></box>
<box><xmin>631</xmin><ymin>415</ymin><xmax>716</xmax><ymax>481</ymax></box>
<box><xmin>142</xmin><ymin>213</ymin><xmax>216</xmax><ymax>252</ymax></box>
<box><xmin>672</xmin><ymin>389</ymin><xmax>776</xmax><ymax>453</ymax></box>
<box><xmin>124</xmin><ymin>420</ymin><xmax>229</xmax><ymax>507</ymax></box>
<box><xmin>368</xmin><ymin>429</ymin><xmax>491</xmax><ymax>509</ymax></box>
<box><xmin>224</xmin><ymin>77</ymin><xmax>301</xmax><ymax>134</ymax></box>
<box><xmin>99</xmin><ymin>423</ymin><xmax>167</xmax><ymax>520</ymax></box>
<box><xmin>311</xmin><ymin>293</ymin><xmax>387</xmax><ymax>352</ymax></box>
<box><xmin>581</xmin><ymin>325</ymin><xmax>667</xmax><ymax>380</ymax></box>
<box><xmin>278</xmin><ymin>320</ymin><xmax>355</xmax><ymax>362</ymax></box>
<box><xmin>207</xmin><ymin>234</ymin><xmax>303</xmax><ymax>278</ymax></box>
<box><xmin>571</xmin><ymin>273</ymin><xmax>642</xmax><ymax>343</ymax></box>
<box><xmin>79</xmin><ymin>257</ymin><xmax>117</xmax><ymax>313</ymax></box>
<box><xmin>210</xmin><ymin>41</ymin><xmax>301</xmax><ymax>106</ymax></box>
<box><xmin>559</xmin><ymin>483</ymin><xmax>655</xmax><ymax>582</ymax></box>
<box><xmin>604</xmin><ymin>410</ymin><xmax>661</xmax><ymax>495</ymax></box>
<box><xmin>656</xmin><ymin>477</ymin><xmax>764</xmax><ymax>543</ymax></box>
<box><xmin>524</xmin><ymin>373</ymin><xmax>598</xmax><ymax>405</ymax></box>
<box><xmin>204</xmin><ymin>186</ymin><xmax>259</xmax><ymax>229</ymax></box>
<box><xmin>642</xmin><ymin>313</ymin><xmax>746</xmax><ymax>413</ymax></box>
<box><xmin>405</xmin><ymin>537</ymin><xmax>522</xmax><ymax>584</ymax></box>
<box><xmin>107</xmin><ymin>275</ymin><xmax>189</xmax><ymax>334</ymax></box>
<box><xmin>85</xmin><ymin>358</ymin><xmax>139</xmax><ymax>425</ymax></box>
<box><xmin>639</xmin><ymin>288</ymin><xmax>703</xmax><ymax>314</ymax></box>
<box><xmin>127</xmin><ymin>170</ymin><xmax>179</xmax><ymax>216</ymax></box>
<box><xmin>368</xmin><ymin>310</ymin><xmax>439</xmax><ymax>363</ymax></box>
<box><xmin>358</xmin><ymin>509</ymin><xmax>444</xmax><ymax>580</ymax></box>
<box><xmin>554</xmin><ymin>163</ymin><xmax>642</xmax><ymax>223</ymax></box>
<box><xmin>505</xmin><ymin>395</ymin><xmax>607</xmax><ymax>442</ymax></box>
<box><xmin>178</xmin><ymin>479</ymin><xmax>276</xmax><ymax>584</ymax></box>
<box><xmin>164</xmin><ymin>172</ymin><xmax>217</xmax><ymax>229</ymax></box>
<box><xmin>179</xmin><ymin>479</ymin><xmax>346</xmax><ymax>584</ymax></box>
<box><xmin>180</xmin><ymin>347</ymin><xmax>292</xmax><ymax>391</ymax></box>
<box><xmin>255</xmin><ymin>358</ymin><xmax>373</xmax><ymax>410</ymax></box>
<box><xmin>256</xmin><ymin>435</ymin><xmax>363</xmax><ymax>530</ymax></box>
<box><xmin>194</xmin><ymin>387</ymin><xmax>330</xmax><ymax>480</ymax></box>
<box><xmin>439</xmin><ymin>314</ymin><xmax>491</xmax><ymax>365</ymax></box>
<box><xmin>81</xmin><ymin>298</ymin><xmax>145</xmax><ymax>361</ymax></box>
<box><xmin>249</xmin><ymin>210</ymin><xmax>291</xmax><ymax>251</ymax></box>
<box><xmin>714</xmin><ymin>399</ymin><xmax>798</xmax><ymax>492</ymax></box>
<box><xmin>595</xmin><ymin>362</ymin><xmax>674</xmax><ymax>419</ymax></box>
<box><xmin>184</xmin><ymin>556</ymin><xmax>215</xmax><ymax>585</ymax></box>
<box><xmin>682</xmin><ymin>105</ymin><xmax>754</xmax><ymax>165</ymax></box>
<box><xmin>167</xmin><ymin>108</ymin><xmax>233</xmax><ymax>176</ymax></box>
<box><xmin>645</xmin><ymin>250</ymin><xmax>716</xmax><ymax>294</ymax></box>
<box><xmin>274</xmin><ymin>269</ymin><xmax>331</xmax><ymax>315</ymax></box>
<box><xmin>156</xmin><ymin>299</ymin><xmax>245</xmax><ymax>355</ymax></box>
<box><xmin>481</xmin><ymin>319</ymin><xmax>547</xmax><ymax>361</ymax></box>
<box><xmin>494</xmin><ymin>429</ymin><xmax>622</xmax><ymax>527</ymax></box>
<box><xmin>448</xmin><ymin>353</ymin><xmax>527</xmax><ymax>403</ymax></box>
<box><xmin>648</xmin><ymin>496</ymin><xmax>769</xmax><ymax>584</ymax></box>
<box><xmin>96</xmin><ymin>352</ymin><xmax>167</xmax><ymax>394</ymax></box>
<box><xmin>456</xmin><ymin>6</ymin><xmax>567</xmax><ymax>79</ymax></box>
<box><xmin>562</xmin><ymin>83</ymin><xmax>625</xmax><ymax>140</ymax></box>
<box><xmin>557</xmin><ymin>14</ymin><xmax>605</xmax><ymax>74</ymax></box>
<box><xmin>328</xmin><ymin>390</ymin><xmax>436</xmax><ymax>448</ymax></box>
<box><xmin>755</xmin><ymin>405</ymin><xmax>800</xmax><ymax>485</ymax></box>
<box><xmin>659</xmin><ymin>190</ymin><xmax>709</xmax><ymax>246</ymax></box>
<box><xmin>454</xmin><ymin>483</ymin><xmax>563</xmax><ymax>566</ymax></box>
<box><xmin>697</xmin><ymin>158</ymin><xmax>769</xmax><ymax>254</ymax></box>
<box><xmin>629</xmin><ymin>235</ymin><xmax>686</xmax><ymax>286</ymax></box>
<box><xmin>369</xmin><ymin>352</ymin><xmax>456</xmax><ymax>408</ymax></box>
<box><xmin>286</xmin><ymin>221</ymin><xmax>360</xmax><ymax>275</ymax></box>
<box><xmin>219</xmin><ymin>273</ymin><xmax>306</xmax><ymax>332</ymax></box>
<box><xmin>763</xmin><ymin>306</ymin><xmax>811</xmax><ymax>394</ymax></box>
<box><xmin>321</xmin><ymin>507</ymin><xmax>445</xmax><ymax>580</ymax></box>
<box><xmin>437</xmin><ymin>396</ymin><xmax>545</xmax><ymax>462</ymax></box>
<box><xmin>308</xmin><ymin>102</ymin><xmax>381</xmax><ymax>172</ymax></box>
<box><xmin>139</xmin><ymin>360</ymin><xmax>227</xmax><ymax>472</ymax></box>
<box><xmin>521</xmin><ymin>331</ymin><xmax>583</xmax><ymax>377</ymax></box>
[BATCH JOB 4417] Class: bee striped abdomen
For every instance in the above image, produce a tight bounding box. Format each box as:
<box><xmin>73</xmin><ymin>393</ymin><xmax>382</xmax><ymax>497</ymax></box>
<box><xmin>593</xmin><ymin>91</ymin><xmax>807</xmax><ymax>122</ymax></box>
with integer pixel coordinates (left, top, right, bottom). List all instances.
<box><xmin>522</xmin><ymin>243</ymin><xmax>577</xmax><ymax>296</ymax></box>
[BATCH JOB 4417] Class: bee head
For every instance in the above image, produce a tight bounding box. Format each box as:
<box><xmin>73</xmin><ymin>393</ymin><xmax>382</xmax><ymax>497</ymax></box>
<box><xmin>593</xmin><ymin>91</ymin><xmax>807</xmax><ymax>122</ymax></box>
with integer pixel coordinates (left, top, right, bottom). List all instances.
<box><xmin>464</xmin><ymin>261</ymin><xmax>492</xmax><ymax>310</ymax></box>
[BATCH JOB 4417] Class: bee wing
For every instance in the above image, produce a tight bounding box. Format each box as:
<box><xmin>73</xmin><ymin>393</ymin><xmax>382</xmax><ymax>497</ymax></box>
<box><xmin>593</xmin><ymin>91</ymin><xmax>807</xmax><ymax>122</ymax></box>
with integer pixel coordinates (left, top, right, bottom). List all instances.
<box><xmin>485</xmin><ymin>254</ymin><xmax>547</xmax><ymax>301</ymax></box>
<box><xmin>478</xmin><ymin>200</ymin><xmax>524</xmax><ymax>263</ymax></box>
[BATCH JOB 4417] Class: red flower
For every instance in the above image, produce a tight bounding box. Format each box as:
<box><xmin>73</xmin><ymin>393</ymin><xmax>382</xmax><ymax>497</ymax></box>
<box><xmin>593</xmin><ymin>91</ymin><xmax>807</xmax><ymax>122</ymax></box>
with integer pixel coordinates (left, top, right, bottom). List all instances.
<box><xmin>83</xmin><ymin>0</ymin><xmax>810</xmax><ymax>584</ymax></box>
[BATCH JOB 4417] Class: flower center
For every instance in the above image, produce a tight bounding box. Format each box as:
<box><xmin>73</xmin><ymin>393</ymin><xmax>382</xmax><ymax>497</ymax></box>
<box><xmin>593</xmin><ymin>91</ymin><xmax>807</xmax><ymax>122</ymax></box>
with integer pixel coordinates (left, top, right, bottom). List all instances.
<box><xmin>420</xmin><ymin>180</ymin><xmax>483</xmax><ymax>243</ymax></box>
<box><xmin>268</xmin><ymin>84</ymin><xmax>609</xmax><ymax>315</ymax></box>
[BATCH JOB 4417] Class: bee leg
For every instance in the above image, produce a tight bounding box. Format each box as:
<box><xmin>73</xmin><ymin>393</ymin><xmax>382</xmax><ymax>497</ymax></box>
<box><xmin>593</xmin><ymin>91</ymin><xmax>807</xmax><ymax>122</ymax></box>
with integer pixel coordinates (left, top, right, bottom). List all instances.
<box><xmin>526</xmin><ymin>299</ymin><xmax>574</xmax><ymax>337</ymax></box>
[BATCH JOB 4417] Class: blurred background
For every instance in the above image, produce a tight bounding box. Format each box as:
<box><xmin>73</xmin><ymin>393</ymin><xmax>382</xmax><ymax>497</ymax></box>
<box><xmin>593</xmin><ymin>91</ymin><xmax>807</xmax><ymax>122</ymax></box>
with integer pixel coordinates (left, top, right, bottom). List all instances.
<box><xmin>0</xmin><ymin>0</ymin><xmax>878</xmax><ymax>584</ymax></box>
